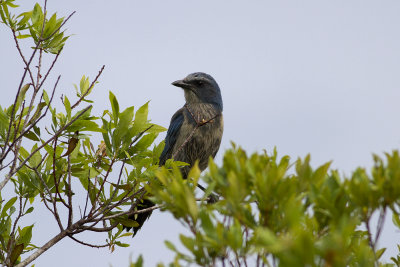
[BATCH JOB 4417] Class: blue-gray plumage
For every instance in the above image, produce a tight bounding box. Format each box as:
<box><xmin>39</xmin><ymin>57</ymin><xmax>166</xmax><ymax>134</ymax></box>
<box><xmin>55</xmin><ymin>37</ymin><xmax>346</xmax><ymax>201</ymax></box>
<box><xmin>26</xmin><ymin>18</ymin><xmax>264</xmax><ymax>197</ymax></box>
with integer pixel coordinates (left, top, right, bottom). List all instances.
<box><xmin>128</xmin><ymin>72</ymin><xmax>223</xmax><ymax>236</ymax></box>
<box><xmin>159</xmin><ymin>72</ymin><xmax>223</xmax><ymax>175</ymax></box>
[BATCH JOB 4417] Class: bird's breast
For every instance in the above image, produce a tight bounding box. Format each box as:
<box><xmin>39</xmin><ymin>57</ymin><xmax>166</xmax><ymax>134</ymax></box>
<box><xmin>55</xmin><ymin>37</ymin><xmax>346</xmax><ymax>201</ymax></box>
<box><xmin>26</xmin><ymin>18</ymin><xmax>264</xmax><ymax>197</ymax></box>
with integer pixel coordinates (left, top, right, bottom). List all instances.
<box><xmin>174</xmin><ymin>106</ymin><xmax>223</xmax><ymax>172</ymax></box>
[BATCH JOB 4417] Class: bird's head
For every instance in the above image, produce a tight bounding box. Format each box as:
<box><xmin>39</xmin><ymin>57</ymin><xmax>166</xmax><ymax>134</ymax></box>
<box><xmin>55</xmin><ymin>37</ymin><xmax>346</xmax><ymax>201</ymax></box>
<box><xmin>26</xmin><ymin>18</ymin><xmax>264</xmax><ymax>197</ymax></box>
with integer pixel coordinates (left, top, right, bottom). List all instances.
<box><xmin>172</xmin><ymin>72</ymin><xmax>223</xmax><ymax>111</ymax></box>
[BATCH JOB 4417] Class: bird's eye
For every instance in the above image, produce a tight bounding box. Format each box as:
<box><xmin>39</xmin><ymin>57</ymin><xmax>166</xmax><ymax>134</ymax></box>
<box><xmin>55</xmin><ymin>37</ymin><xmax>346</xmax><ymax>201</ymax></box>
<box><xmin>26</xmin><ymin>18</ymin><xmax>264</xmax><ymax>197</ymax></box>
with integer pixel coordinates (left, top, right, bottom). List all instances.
<box><xmin>196</xmin><ymin>80</ymin><xmax>204</xmax><ymax>86</ymax></box>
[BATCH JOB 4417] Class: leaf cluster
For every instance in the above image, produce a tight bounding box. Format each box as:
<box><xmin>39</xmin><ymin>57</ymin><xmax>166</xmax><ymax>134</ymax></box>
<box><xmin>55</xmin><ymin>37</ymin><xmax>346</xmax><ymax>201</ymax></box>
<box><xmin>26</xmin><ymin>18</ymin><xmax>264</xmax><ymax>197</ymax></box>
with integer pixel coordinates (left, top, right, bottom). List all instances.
<box><xmin>146</xmin><ymin>146</ymin><xmax>400</xmax><ymax>267</ymax></box>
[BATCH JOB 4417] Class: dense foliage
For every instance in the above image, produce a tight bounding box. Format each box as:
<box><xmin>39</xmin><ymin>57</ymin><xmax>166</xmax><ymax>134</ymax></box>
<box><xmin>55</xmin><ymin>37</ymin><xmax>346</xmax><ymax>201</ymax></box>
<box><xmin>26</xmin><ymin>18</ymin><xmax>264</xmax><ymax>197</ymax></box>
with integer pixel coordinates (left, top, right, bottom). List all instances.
<box><xmin>144</xmin><ymin>147</ymin><xmax>400</xmax><ymax>266</ymax></box>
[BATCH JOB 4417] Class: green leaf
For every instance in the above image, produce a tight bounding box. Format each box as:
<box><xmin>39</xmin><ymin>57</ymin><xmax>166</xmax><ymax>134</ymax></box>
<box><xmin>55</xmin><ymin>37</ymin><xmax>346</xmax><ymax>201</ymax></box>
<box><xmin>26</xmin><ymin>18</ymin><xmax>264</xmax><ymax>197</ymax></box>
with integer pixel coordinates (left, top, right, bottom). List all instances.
<box><xmin>23</xmin><ymin>131</ymin><xmax>40</xmax><ymax>141</ymax></box>
<box><xmin>43</xmin><ymin>90</ymin><xmax>50</xmax><ymax>105</ymax></box>
<box><xmin>43</xmin><ymin>13</ymin><xmax>57</xmax><ymax>38</ymax></box>
<box><xmin>1</xmin><ymin>197</ymin><xmax>17</xmax><ymax>217</ymax></box>
<box><xmin>113</xmin><ymin>106</ymin><xmax>134</xmax><ymax>149</ymax></box>
<box><xmin>131</xmin><ymin>133</ymin><xmax>158</xmax><ymax>154</ymax></box>
<box><xmin>376</xmin><ymin>247</ymin><xmax>386</xmax><ymax>260</ymax></box>
<box><xmin>25</xmin><ymin>207</ymin><xmax>34</xmax><ymax>215</ymax></box>
<box><xmin>0</xmin><ymin>6</ymin><xmax>8</xmax><ymax>25</ymax></box>
<box><xmin>392</xmin><ymin>213</ymin><xmax>400</xmax><ymax>229</ymax></box>
<box><xmin>115</xmin><ymin>241</ymin><xmax>130</xmax><ymax>248</ymax></box>
<box><xmin>68</xmin><ymin>120</ymin><xmax>105</xmax><ymax>133</ymax></box>
<box><xmin>147</xmin><ymin>124</ymin><xmax>167</xmax><ymax>134</ymax></box>
<box><xmin>29</xmin><ymin>144</ymin><xmax>41</xmax><ymax>167</ymax></box>
<box><xmin>64</xmin><ymin>96</ymin><xmax>71</xmax><ymax>120</ymax></box>
<box><xmin>200</xmin><ymin>211</ymin><xmax>214</xmax><ymax>235</ymax></box>
<box><xmin>179</xmin><ymin>234</ymin><xmax>195</xmax><ymax>252</ymax></box>
<box><xmin>164</xmin><ymin>240</ymin><xmax>178</xmax><ymax>252</ymax></box>
<box><xmin>109</xmin><ymin>91</ymin><xmax>119</xmax><ymax>124</ymax></box>
<box><xmin>15</xmin><ymin>83</ymin><xmax>30</xmax><ymax>110</ymax></box>
<box><xmin>28</xmin><ymin>102</ymin><xmax>46</xmax><ymax>125</ymax></box>
<box><xmin>16</xmin><ymin>34</ymin><xmax>31</xmax><ymax>39</ymax></box>
<box><xmin>130</xmin><ymin>102</ymin><xmax>149</xmax><ymax>136</ymax></box>
<box><xmin>16</xmin><ymin>11</ymin><xmax>32</xmax><ymax>28</ymax></box>
<box><xmin>31</xmin><ymin>3</ymin><xmax>43</xmax><ymax>26</ymax></box>
<box><xmin>130</xmin><ymin>255</ymin><xmax>144</xmax><ymax>267</ymax></box>
<box><xmin>113</xmin><ymin>217</ymin><xmax>139</xmax><ymax>228</ymax></box>
<box><xmin>80</xmin><ymin>76</ymin><xmax>90</xmax><ymax>95</ymax></box>
<box><xmin>18</xmin><ymin>224</ymin><xmax>33</xmax><ymax>246</ymax></box>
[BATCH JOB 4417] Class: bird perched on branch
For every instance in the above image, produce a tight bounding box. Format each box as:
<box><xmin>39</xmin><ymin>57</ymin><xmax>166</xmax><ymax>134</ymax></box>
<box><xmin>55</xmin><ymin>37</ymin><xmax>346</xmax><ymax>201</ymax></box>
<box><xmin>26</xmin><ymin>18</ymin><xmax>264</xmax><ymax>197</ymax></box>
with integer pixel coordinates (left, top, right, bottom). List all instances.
<box><xmin>127</xmin><ymin>72</ymin><xmax>224</xmax><ymax>236</ymax></box>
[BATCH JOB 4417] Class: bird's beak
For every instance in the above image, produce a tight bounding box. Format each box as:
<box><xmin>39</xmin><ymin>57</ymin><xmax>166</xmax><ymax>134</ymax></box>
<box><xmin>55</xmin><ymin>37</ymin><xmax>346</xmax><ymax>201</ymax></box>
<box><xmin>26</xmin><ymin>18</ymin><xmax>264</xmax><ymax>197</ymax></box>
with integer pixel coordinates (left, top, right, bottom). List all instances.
<box><xmin>172</xmin><ymin>79</ymin><xmax>191</xmax><ymax>90</ymax></box>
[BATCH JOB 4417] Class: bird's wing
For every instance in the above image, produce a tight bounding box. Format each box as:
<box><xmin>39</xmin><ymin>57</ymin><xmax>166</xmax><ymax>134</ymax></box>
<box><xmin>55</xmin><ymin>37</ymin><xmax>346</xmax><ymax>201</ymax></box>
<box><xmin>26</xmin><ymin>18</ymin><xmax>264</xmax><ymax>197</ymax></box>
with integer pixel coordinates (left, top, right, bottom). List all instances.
<box><xmin>159</xmin><ymin>107</ymin><xmax>185</xmax><ymax>165</ymax></box>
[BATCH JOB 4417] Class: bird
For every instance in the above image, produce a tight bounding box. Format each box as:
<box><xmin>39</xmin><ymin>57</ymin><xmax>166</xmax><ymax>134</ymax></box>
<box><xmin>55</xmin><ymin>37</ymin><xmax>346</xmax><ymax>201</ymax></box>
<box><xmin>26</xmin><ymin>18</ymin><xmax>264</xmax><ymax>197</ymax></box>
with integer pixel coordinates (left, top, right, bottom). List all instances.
<box><xmin>127</xmin><ymin>72</ymin><xmax>224</xmax><ymax>236</ymax></box>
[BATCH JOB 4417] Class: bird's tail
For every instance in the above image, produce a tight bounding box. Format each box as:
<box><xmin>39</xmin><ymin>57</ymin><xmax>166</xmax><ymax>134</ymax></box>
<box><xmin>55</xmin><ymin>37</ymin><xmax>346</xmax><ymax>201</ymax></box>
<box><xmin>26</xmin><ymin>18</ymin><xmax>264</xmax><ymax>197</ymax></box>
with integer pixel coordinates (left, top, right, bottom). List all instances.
<box><xmin>126</xmin><ymin>198</ymin><xmax>155</xmax><ymax>237</ymax></box>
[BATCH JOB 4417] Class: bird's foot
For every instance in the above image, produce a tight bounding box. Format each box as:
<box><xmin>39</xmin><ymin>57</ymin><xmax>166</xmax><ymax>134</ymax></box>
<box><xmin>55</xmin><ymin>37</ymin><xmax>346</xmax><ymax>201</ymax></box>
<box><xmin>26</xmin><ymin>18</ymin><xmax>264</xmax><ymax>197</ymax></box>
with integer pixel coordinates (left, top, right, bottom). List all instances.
<box><xmin>207</xmin><ymin>193</ymin><xmax>220</xmax><ymax>204</ymax></box>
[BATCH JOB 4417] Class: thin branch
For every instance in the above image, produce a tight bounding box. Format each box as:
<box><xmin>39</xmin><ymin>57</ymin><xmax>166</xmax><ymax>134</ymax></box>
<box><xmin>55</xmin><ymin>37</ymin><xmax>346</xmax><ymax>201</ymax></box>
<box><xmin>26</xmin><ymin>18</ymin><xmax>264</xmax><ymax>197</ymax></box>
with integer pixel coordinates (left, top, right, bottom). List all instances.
<box><xmin>40</xmin><ymin>192</ymin><xmax>60</xmax><ymax>221</ymax></box>
<box><xmin>129</xmin><ymin>125</ymin><xmax>154</xmax><ymax>147</ymax></box>
<box><xmin>40</xmin><ymin>0</ymin><xmax>47</xmax><ymax>40</ymax></box>
<box><xmin>67</xmin><ymin>155</ymin><xmax>73</xmax><ymax>227</ymax></box>
<box><xmin>11</xmin><ymin>196</ymin><xmax>24</xmax><ymax>239</ymax></box>
<box><xmin>36</xmin><ymin>48</ymin><xmax>43</xmax><ymax>91</ymax></box>
<box><xmin>90</xmin><ymin>158</ymin><xmax>115</xmax><ymax>214</ymax></box>
<box><xmin>37</xmin><ymin>52</ymin><xmax>61</xmax><ymax>92</ymax></box>
<box><xmin>52</xmin><ymin>137</ymin><xmax>69</xmax><ymax>209</ymax></box>
<box><xmin>365</xmin><ymin>217</ymin><xmax>378</xmax><ymax>267</ymax></box>
<box><xmin>83</xmin><ymin>171</ymin><xmax>90</xmax><ymax>218</ymax></box>
<box><xmin>101</xmin><ymin>204</ymin><xmax>162</xmax><ymax>221</ymax></box>
<box><xmin>77</xmin><ymin>221</ymin><xmax>119</xmax><ymax>233</ymax></box>
<box><xmin>12</xmin><ymin>30</ymin><xmax>36</xmax><ymax>86</ymax></box>
<box><xmin>67</xmin><ymin>235</ymin><xmax>109</xmax><ymax>248</ymax></box>
<box><xmin>11</xmin><ymin>100</ymin><xmax>26</xmax><ymax>151</ymax></box>
<box><xmin>29</xmin><ymin>166</ymin><xmax>54</xmax><ymax>203</ymax></box>
<box><xmin>92</xmin><ymin>186</ymin><xmax>147</xmax><ymax>220</ymax></box>
<box><xmin>374</xmin><ymin>206</ymin><xmax>387</xmax><ymax>248</ymax></box>
<box><xmin>49</xmin><ymin>139</ymin><xmax>64</xmax><ymax>230</ymax></box>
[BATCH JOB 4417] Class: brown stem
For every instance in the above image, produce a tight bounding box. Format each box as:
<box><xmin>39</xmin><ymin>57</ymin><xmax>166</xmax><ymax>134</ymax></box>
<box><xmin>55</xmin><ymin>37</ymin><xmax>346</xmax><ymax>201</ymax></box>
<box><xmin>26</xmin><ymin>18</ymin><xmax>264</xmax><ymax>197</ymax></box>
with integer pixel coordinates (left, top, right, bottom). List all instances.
<box><xmin>67</xmin><ymin>155</ymin><xmax>73</xmax><ymax>227</ymax></box>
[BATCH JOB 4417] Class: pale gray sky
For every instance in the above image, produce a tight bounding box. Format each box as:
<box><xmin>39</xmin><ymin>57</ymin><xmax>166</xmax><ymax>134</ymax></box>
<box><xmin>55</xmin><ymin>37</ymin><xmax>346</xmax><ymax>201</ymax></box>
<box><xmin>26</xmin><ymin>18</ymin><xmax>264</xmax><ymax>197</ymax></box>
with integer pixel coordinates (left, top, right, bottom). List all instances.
<box><xmin>1</xmin><ymin>0</ymin><xmax>400</xmax><ymax>266</ymax></box>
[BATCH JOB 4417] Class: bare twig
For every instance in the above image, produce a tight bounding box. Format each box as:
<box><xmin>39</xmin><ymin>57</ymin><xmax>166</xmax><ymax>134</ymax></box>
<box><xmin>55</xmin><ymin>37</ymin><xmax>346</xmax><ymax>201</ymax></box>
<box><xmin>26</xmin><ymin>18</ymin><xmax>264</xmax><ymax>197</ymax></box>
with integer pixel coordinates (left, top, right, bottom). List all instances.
<box><xmin>36</xmin><ymin>48</ymin><xmax>43</xmax><ymax>91</ymax></box>
<box><xmin>83</xmin><ymin>171</ymin><xmax>90</xmax><ymax>217</ymax></box>
<box><xmin>67</xmin><ymin>235</ymin><xmax>109</xmax><ymax>248</ymax></box>
<box><xmin>37</xmin><ymin>52</ymin><xmax>61</xmax><ymax>92</ymax></box>
<box><xmin>374</xmin><ymin>206</ymin><xmax>387</xmax><ymax>249</ymax></box>
<box><xmin>77</xmin><ymin>221</ymin><xmax>119</xmax><ymax>233</ymax></box>
<box><xmin>12</xmin><ymin>30</ymin><xmax>36</xmax><ymax>86</ymax></box>
<box><xmin>365</xmin><ymin>217</ymin><xmax>378</xmax><ymax>267</ymax></box>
